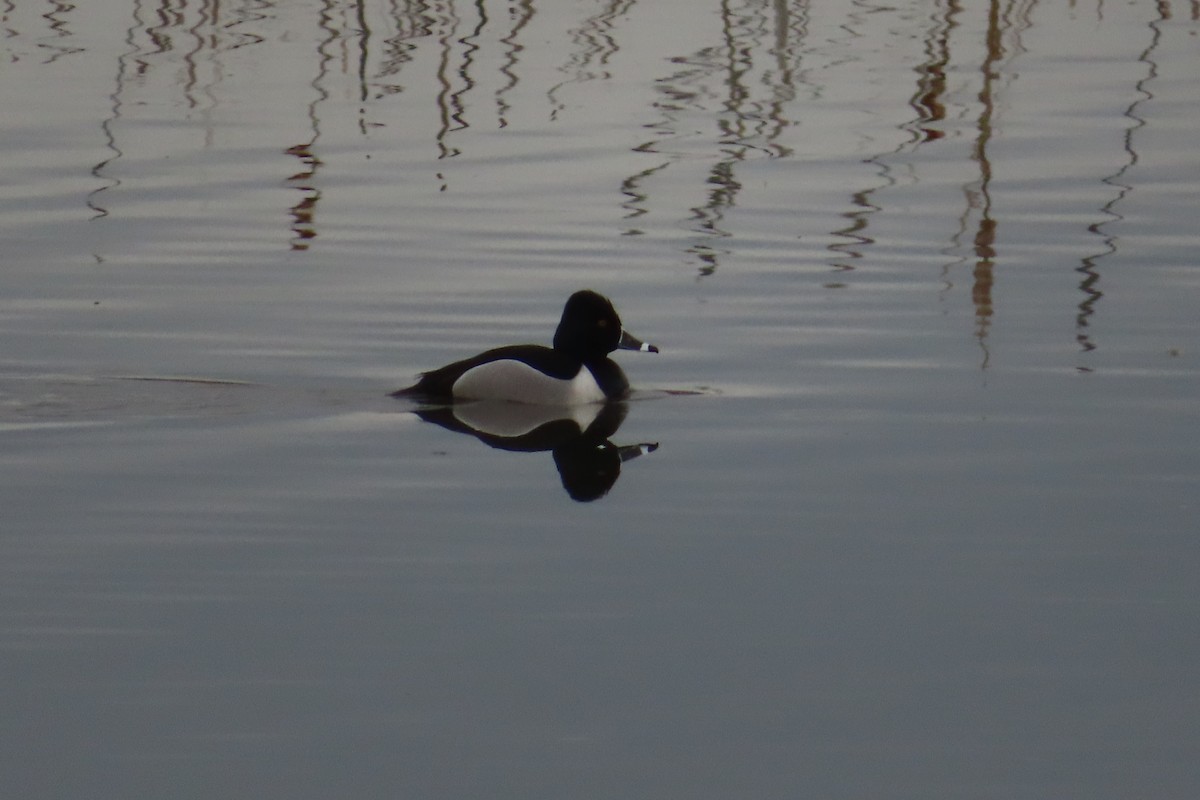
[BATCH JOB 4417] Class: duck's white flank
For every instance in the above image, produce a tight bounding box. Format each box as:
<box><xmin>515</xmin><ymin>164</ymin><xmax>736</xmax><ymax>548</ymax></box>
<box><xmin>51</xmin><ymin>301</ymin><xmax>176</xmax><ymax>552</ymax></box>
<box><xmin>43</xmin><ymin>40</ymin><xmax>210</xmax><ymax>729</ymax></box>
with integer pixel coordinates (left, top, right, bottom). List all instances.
<box><xmin>451</xmin><ymin>359</ymin><xmax>606</xmax><ymax>405</ymax></box>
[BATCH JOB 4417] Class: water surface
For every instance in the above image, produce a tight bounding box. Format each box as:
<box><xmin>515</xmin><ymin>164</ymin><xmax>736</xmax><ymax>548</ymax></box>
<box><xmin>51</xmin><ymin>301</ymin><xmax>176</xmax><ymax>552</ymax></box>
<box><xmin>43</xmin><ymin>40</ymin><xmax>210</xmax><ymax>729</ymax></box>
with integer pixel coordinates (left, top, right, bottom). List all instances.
<box><xmin>2</xmin><ymin>1</ymin><xmax>1199</xmax><ymax>798</ymax></box>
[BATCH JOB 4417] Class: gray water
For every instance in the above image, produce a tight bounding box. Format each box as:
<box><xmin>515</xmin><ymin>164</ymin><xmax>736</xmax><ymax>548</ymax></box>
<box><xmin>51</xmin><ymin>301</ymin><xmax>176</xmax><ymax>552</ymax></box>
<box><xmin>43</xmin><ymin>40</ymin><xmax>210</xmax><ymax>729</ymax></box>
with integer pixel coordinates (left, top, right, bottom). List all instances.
<box><xmin>2</xmin><ymin>1</ymin><xmax>1199</xmax><ymax>797</ymax></box>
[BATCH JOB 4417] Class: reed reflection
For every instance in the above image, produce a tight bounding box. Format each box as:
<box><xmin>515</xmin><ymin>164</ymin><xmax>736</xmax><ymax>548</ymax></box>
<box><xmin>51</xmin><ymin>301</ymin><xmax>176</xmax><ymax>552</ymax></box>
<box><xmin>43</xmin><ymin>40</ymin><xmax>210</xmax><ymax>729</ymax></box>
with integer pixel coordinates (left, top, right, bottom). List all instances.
<box><xmin>1075</xmin><ymin>1</ymin><xmax>1165</xmax><ymax>358</ymax></box>
<box><xmin>87</xmin><ymin>0</ymin><xmax>150</xmax><ymax>220</ymax></box>
<box><xmin>412</xmin><ymin>401</ymin><xmax>658</xmax><ymax>503</ymax></box>
<box><xmin>627</xmin><ymin>0</ymin><xmax>804</xmax><ymax>274</ymax></box>
<box><xmin>914</xmin><ymin>0</ymin><xmax>1020</xmax><ymax>368</ymax></box>
<box><xmin>547</xmin><ymin>0</ymin><xmax>632</xmax><ymax>121</ymax></box>
<box><xmin>17</xmin><ymin>0</ymin><xmax>1178</xmax><ymax>364</ymax></box>
<box><xmin>496</xmin><ymin>0</ymin><xmax>535</xmax><ymax>127</ymax></box>
<box><xmin>967</xmin><ymin>0</ymin><xmax>1004</xmax><ymax>364</ymax></box>
<box><xmin>283</xmin><ymin>2</ymin><xmax>340</xmax><ymax>251</ymax></box>
<box><xmin>376</xmin><ymin>1</ymin><xmax>434</xmax><ymax>100</ymax></box>
<box><xmin>39</xmin><ymin>0</ymin><xmax>84</xmax><ymax>63</ymax></box>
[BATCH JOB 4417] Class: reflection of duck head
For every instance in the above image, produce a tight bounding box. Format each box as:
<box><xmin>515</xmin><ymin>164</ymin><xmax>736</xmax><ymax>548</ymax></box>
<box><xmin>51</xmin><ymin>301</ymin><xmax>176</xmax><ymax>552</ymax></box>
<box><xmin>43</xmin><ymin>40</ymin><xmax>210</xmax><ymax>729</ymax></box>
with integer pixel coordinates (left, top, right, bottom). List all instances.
<box><xmin>413</xmin><ymin>401</ymin><xmax>657</xmax><ymax>502</ymax></box>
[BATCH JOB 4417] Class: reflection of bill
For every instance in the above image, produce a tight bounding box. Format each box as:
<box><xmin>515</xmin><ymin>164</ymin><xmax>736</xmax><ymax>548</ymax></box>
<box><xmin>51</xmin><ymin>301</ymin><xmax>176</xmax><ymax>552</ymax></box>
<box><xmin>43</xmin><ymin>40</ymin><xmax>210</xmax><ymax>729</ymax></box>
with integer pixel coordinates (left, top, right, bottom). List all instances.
<box><xmin>414</xmin><ymin>402</ymin><xmax>657</xmax><ymax>503</ymax></box>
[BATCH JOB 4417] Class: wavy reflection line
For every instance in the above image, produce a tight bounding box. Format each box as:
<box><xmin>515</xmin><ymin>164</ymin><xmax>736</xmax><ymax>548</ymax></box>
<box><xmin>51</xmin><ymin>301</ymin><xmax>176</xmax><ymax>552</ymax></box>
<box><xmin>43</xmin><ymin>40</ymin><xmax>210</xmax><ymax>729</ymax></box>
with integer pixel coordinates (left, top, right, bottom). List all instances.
<box><xmin>628</xmin><ymin>0</ymin><xmax>805</xmax><ymax>276</ymax></box>
<box><xmin>818</xmin><ymin>0</ymin><xmax>905</xmax><ymax>276</ymax></box>
<box><xmin>355</xmin><ymin>0</ymin><xmax>371</xmax><ymax>105</ymax></box>
<box><xmin>374</xmin><ymin>0</ymin><xmax>433</xmax><ymax>97</ymax></box>
<box><xmin>911</xmin><ymin>0</ymin><xmax>960</xmax><ymax>144</ymax></box>
<box><xmin>827</xmin><ymin>184</ymin><xmax>881</xmax><ymax>271</ymax></box>
<box><xmin>351</xmin><ymin>0</ymin><xmax>380</xmax><ymax>133</ymax></box>
<box><xmin>376</xmin><ymin>0</ymin><xmax>438</xmax><ymax>103</ymax></box>
<box><xmin>715</xmin><ymin>0</ymin><xmax>765</xmax><ymax>155</ymax></box>
<box><xmin>39</xmin><ymin>0</ymin><xmax>83</xmax><ymax>63</ymax></box>
<box><xmin>2</xmin><ymin>1</ymin><xmax>16</xmax><ymax>63</ymax></box>
<box><xmin>496</xmin><ymin>0</ymin><xmax>535</xmax><ymax>128</ymax></box>
<box><xmin>689</xmin><ymin>0</ymin><xmax>809</xmax><ymax>271</ymax></box>
<box><xmin>432</xmin><ymin>0</ymin><xmax>477</xmax><ymax>160</ymax></box>
<box><xmin>715</xmin><ymin>0</ymin><xmax>799</xmax><ymax>160</ymax></box>
<box><xmin>144</xmin><ymin>0</ymin><xmax>180</xmax><ymax>65</ymax></box>
<box><xmin>966</xmin><ymin>0</ymin><xmax>1007</xmax><ymax>369</ymax></box>
<box><xmin>456</xmin><ymin>0</ymin><xmax>486</xmax><ymax>124</ymax></box>
<box><xmin>917</xmin><ymin>0</ymin><xmax>963</xmax><ymax>303</ymax></box>
<box><xmin>221</xmin><ymin>0</ymin><xmax>271</xmax><ymax>51</ymax></box>
<box><xmin>682</xmin><ymin>0</ymin><xmax>757</xmax><ymax>274</ymax></box>
<box><xmin>937</xmin><ymin>0</ymin><xmax>1014</xmax><ymax>371</ymax></box>
<box><xmin>1075</xmin><ymin>1</ymin><xmax>1165</xmax><ymax>356</ymax></box>
<box><xmin>199</xmin><ymin>1</ymin><xmax>231</xmax><ymax>145</ymax></box>
<box><xmin>619</xmin><ymin>159</ymin><xmax>671</xmax><ymax>235</ymax></box>
<box><xmin>762</xmin><ymin>0</ymin><xmax>803</xmax><ymax>150</ymax></box>
<box><xmin>182</xmin><ymin>0</ymin><xmax>210</xmax><ymax>112</ymax></box>
<box><xmin>547</xmin><ymin>0</ymin><xmax>633</xmax><ymax>121</ymax></box>
<box><xmin>88</xmin><ymin>0</ymin><xmax>150</xmax><ymax>221</ymax></box>
<box><xmin>1005</xmin><ymin>0</ymin><xmax>1034</xmax><ymax>61</ymax></box>
<box><xmin>284</xmin><ymin>0</ymin><xmax>338</xmax><ymax>250</ymax></box>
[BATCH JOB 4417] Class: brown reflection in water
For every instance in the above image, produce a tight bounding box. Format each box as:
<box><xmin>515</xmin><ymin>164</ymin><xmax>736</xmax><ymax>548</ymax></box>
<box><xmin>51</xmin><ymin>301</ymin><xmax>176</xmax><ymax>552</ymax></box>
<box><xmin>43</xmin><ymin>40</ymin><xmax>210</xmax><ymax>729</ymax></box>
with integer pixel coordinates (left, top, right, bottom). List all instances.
<box><xmin>911</xmin><ymin>0</ymin><xmax>959</xmax><ymax>144</ymax></box>
<box><xmin>912</xmin><ymin>0</ymin><xmax>1024</xmax><ymax>368</ymax></box>
<box><xmin>966</xmin><ymin>0</ymin><xmax>1004</xmax><ymax>364</ymax></box>
<box><xmin>282</xmin><ymin>2</ymin><xmax>339</xmax><ymax>251</ymax></box>
<box><xmin>918</xmin><ymin>0</ymin><xmax>963</xmax><ymax>303</ymax></box>
<box><xmin>81</xmin><ymin>0</ymin><xmax>344</xmax><ymax>245</ymax></box>
<box><xmin>285</xmin><ymin>142</ymin><xmax>321</xmax><ymax>251</ymax></box>
<box><xmin>36</xmin><ymin>0</ymin><xmax>1188</xmax><ymax>293</ymax></box>
<box><xmin>925</xmin><ymin>0</ymin><xmax>1025</xmax><ymax>369</ymax></box>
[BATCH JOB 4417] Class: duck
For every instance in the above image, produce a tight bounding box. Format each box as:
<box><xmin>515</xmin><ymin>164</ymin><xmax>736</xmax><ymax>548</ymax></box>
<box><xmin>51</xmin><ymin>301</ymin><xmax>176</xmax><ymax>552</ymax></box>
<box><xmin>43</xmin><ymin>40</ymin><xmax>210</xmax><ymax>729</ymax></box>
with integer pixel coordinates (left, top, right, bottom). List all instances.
<box><xmin>391</xmin><ymin>290</ymin><xmax>658</xmax><ymax>405</ymax></box>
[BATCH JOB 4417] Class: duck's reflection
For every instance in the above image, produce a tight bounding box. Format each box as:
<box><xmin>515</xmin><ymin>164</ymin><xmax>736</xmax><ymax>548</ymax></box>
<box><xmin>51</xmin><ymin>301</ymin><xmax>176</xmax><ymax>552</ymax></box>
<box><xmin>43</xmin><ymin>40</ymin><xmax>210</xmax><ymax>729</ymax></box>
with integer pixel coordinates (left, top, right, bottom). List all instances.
<box><xmin>413</xmin><ymin>401</ymin><xmax>657</xmax><ymax>502</ymax></box>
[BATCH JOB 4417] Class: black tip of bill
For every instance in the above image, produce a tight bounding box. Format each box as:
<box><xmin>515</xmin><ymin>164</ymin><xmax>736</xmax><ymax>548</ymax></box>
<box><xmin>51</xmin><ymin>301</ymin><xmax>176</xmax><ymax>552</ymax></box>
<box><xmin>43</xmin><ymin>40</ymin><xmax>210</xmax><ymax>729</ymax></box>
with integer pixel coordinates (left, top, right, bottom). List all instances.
<box><xmin>619</xmin><ymin>330</ymin><xmax>659</xmax><ymax>354</ymax></box>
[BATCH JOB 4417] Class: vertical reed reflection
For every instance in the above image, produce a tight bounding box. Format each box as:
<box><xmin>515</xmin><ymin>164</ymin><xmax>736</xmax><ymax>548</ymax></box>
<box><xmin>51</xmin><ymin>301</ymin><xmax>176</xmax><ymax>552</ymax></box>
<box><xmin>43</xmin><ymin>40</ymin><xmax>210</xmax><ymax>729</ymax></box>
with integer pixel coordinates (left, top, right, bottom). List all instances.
<box><xmin>87</xmin><ymin>0</ymin><xmax>145</xmax><ymax>221</ymax></box>
<box><xmin>917</xmin><ymin>0</ymin><xmax>963</xmax><ymax>302</ymax></box>
<box><xmin>959</xmin><ymin>0</ymin><xmax>1007</xmax><ymax>367</ymax></box>
<box><xmin>628</xmin><ymin>0</ymin><xmax>803</xmax><ymax>276</ymax></box>
<box><xmin>40</xmin><ymin>0</ymin><xmax>84</xmax><ymax>63</ymax></box>
<box><xmin>432</xmin><ymin>0</ymin><xmax>467</xmax><ymax>160</ymax></box>
<box><xmin>911</xmin><ymin>0</ymin><xmax>959</xmax><ymax>144</ymax></box>
<box><xmin>496</xmin><ymin>0</ymin><xmax>535</xmax><ymax>127</ymax></box>
<box><xmin>356</xmin><ymin>0</ymin><xmax>372</xmax><ymax>104</ymax></box>
<box><xmin>285</xmin><ymin>2</ymin><xmax>339</xmax><ymax>251</ymax></box>
<box><xmin>1075</xmin><ymin>2</ymin><xmax>1164</xmax><ymax>357</ymax></box>
<box><xmin>47</xmin><ymin>0</ymin><xmax>1191</xmax><ymax>303</ymax></box>
<box><xmin>824</xmin><ymin>1</ymin><xmax>900</xmax><ymax>276</ymax></box>
<box><xmin>375</xmin><ymin>0</ymin><xmax>425</xmax><ymax>95</ymax></box>
<box><xmin>547</xmin><ymin>0</ymin><xmax>633</xmax><ymax>121</ymax></box>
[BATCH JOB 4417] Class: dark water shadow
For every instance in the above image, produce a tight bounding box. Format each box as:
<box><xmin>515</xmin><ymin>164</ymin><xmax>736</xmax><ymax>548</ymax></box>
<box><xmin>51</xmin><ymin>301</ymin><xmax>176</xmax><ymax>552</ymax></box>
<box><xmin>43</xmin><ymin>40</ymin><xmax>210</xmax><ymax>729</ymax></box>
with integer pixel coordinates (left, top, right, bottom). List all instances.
<box><xmin>410</xmin><ymin>400</ymin><xmax>658</xmax><ymax>502</ymax></box>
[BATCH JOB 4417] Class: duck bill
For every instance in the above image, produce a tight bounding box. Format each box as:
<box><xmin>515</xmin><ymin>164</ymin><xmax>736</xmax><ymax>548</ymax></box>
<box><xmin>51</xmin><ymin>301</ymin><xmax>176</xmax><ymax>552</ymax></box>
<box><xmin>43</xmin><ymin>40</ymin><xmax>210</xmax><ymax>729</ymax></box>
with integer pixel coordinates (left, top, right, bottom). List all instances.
<box><xmin>618</xmin><ymin>329</ymin><xmax>659</xmax><ymax>353</ymax></box>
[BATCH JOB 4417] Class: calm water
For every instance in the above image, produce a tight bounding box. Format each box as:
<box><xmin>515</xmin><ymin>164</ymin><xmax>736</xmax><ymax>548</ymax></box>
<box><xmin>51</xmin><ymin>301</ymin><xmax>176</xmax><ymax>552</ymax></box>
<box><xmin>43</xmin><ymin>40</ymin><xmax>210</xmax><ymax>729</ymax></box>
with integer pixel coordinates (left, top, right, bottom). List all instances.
<box><xmin>3</xmin><ymin>1</ymin><xmax>1199</xmax><ymax>797</ymax></box>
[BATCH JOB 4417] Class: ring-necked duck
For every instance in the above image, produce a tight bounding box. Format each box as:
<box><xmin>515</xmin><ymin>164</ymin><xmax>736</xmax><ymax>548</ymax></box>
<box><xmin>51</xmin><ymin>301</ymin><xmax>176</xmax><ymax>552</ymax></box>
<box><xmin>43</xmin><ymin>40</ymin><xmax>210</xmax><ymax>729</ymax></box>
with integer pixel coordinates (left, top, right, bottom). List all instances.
<box><xmin>391</xmin><ymin>290</ymin><xmax>658</xmax><ymax>405</ymax></box>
